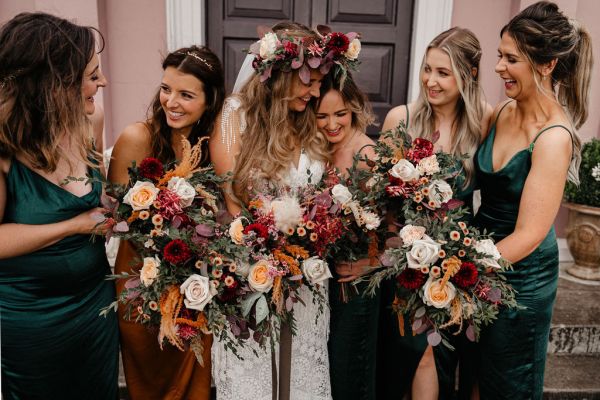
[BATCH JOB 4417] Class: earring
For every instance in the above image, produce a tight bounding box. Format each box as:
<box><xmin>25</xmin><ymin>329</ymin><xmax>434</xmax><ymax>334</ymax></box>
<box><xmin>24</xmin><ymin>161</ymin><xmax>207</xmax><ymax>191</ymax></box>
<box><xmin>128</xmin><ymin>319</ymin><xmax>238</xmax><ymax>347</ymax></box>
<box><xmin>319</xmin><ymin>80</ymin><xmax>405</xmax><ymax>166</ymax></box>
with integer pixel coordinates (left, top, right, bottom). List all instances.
<box><xmin>542</xmin><ymin>75</ymin><xmax>548</xmax><ymax>81</ymax></box>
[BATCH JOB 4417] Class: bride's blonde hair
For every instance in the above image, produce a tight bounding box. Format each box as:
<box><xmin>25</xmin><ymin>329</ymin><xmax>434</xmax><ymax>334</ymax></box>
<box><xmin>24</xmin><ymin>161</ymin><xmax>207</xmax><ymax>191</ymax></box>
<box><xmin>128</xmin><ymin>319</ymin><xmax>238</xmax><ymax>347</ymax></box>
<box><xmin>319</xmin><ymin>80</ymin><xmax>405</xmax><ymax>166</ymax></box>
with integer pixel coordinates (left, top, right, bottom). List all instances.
<box><xmin>233</xmin><ymin>22</ymin><xmax>330</xmax><ymax>203</ymax></box>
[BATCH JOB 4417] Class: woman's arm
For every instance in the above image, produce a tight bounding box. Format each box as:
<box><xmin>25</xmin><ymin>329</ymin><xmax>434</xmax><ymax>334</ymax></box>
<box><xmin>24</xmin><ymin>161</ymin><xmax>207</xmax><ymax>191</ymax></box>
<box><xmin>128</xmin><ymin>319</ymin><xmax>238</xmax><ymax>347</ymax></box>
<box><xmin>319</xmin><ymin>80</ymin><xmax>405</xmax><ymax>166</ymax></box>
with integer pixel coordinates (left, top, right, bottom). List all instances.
<box><xmin>495</xmin><ymin>127</ymin><xmax>572</xmax><ymax>263</ymax></box>
<box><xmin>107</xmin><ymin>123</ymin><xmax>153</xmax><ymax>186</ymax></box>
<box><xmin>382</xmin><ymin>103</ymin><xmax>410</xmax><ymax>132</ymax></box>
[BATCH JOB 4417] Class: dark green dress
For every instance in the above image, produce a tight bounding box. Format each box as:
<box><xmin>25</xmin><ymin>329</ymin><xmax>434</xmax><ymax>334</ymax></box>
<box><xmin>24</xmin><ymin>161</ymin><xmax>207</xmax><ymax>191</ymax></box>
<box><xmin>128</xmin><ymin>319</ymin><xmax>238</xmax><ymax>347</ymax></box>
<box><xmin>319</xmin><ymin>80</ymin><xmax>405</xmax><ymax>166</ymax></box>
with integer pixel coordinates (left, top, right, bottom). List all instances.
<box><xmin>472</xmin><ymin>111</ymin><xmax>567</xmax><ymax>399</ymax></box>
<box><xmin>377</xmin><ymin>105</ymin><xmax>476</xmax><ymax>399</ymax></box>
<box><xmin>0</xmin><ymin>159</ymin><xmax>119</xmax><ymax>400</ymax></box>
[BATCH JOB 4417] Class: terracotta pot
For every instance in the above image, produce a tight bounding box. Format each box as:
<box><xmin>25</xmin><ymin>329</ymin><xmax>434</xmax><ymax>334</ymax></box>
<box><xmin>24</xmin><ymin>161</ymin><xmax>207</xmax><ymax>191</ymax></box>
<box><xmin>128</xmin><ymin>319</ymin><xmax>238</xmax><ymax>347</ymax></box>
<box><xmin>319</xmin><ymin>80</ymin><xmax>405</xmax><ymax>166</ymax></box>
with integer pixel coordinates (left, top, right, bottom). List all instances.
<box><xmin>564</xmin><ymin>202</ymin><xmax>600</xmax><ymax>280</ymax></box>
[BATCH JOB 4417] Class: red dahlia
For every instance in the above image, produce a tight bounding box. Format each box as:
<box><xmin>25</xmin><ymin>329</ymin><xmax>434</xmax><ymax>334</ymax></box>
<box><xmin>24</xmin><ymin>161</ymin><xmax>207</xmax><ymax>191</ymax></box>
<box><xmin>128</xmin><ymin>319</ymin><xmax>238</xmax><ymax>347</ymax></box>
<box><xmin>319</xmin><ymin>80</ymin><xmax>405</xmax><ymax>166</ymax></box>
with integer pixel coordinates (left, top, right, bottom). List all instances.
<box><xmin>163</xmin><ymin>239</ymin><xmax>192</xmax><ymax>264</ymax></box>
<box><xmin>406</xmin><ymin>138</ymin><xmax>434</xmax><ymax>162</ymax></box>
<box><xmin>452</xmin><ymin>261</ymin><xmax>479</xmax><ymax>289</ymax></box>
<box><xmin>396</xmin><ymin>268</ymin><xmax>427</xmax><ymax>290</ymax></box>
<box><xmin>138</xmin><ymin>157</ymin><xmax>164</xmax><ymax>180</ymax></box>
<box><xmin>243</xmin><ymin>223</ymin><xmax>269</xmax><ymax>239</ymax></box>
<box><xmin>283</xmin><ymin>40</ymin><xmax>299</xmax><ymax>57</ymax></box>
<box><xmin>326</xmin><ymin>32</ymin><xmax>350</xmax><ymax>54</ymax></box>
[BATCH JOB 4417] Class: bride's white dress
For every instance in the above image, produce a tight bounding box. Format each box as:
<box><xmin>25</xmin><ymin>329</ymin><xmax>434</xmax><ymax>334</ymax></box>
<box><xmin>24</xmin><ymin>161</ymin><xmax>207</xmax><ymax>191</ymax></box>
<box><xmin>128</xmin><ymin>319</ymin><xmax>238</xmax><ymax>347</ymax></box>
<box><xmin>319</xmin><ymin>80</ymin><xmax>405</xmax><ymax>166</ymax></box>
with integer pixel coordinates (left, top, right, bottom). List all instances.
<box><xmin>212</xmin><ymin>98</ymin><xmax>332</xmax><ymax>400</ymax></box>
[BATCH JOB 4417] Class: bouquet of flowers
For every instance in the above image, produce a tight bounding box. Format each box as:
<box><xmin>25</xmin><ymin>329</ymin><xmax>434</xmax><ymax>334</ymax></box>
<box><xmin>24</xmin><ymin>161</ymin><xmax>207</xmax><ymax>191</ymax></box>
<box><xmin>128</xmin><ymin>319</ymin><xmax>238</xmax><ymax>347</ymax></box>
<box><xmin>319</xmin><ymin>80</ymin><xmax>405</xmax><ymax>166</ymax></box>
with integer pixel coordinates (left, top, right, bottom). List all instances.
<box><xmin>100</xmin><ymin>137</ymin><xmax>245</xmax><ymax>361</ymax></box>
<box><xmin>221</xmin><ymin>172</ymin><xmax>345</xmax><ymax>346</ymax></box>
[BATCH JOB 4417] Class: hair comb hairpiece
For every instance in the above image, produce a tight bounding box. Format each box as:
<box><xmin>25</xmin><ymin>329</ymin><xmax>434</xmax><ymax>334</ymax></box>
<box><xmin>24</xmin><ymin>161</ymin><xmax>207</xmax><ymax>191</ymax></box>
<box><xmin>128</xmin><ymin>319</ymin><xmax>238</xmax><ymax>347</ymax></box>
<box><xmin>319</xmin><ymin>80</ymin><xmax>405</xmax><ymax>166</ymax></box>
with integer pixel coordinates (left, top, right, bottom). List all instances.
<box><xmin>178</xmin><ymin>51</ymin><xmax>213</xmax><ymax>71</ymax></box>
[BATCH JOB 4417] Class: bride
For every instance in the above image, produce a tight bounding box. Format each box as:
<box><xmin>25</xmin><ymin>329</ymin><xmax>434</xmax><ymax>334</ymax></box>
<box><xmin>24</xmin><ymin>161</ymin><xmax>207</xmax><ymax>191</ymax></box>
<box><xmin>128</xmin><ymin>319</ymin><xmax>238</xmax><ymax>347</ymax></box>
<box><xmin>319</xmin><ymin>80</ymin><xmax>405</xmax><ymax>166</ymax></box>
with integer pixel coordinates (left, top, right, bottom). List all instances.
<box><xmin>209</xmin><ymin>22</ymin><xmax>332</xmax><ymax>400</ymax></box>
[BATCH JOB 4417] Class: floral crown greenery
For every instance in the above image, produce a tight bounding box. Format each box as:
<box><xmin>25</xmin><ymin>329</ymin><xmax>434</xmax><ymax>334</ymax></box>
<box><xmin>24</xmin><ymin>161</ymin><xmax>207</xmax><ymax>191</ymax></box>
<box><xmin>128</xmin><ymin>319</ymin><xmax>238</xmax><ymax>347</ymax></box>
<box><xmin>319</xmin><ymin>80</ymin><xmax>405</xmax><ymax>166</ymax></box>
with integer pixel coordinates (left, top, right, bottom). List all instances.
<box><xmin>247</xmin><ymin>25</ymin><xmax>361</xmax><ymax>84</ymax></box>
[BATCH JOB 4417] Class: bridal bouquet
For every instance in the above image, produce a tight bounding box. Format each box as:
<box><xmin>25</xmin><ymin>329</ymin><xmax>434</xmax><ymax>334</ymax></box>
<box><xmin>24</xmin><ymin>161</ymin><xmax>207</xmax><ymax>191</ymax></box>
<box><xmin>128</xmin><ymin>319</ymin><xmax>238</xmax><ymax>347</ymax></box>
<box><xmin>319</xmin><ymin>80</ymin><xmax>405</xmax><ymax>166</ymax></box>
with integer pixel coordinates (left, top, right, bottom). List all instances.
<box><xmin>222</xmin><ymin>174</ymin><xmax>345</xmax><ymax>345</ymax></box>
<box><xmin>100</xmin><ymin>137</ymin><xmax>245</xmax><ymax>361</ymax></box>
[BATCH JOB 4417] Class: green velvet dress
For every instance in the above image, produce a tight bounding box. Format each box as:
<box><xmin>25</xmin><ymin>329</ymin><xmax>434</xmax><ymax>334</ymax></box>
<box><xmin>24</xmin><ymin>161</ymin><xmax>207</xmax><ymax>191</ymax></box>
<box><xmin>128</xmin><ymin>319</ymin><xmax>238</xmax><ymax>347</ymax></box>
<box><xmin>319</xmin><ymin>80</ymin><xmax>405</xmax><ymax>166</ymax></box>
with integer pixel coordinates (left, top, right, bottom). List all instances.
<box><xmin>377</xmin><ymin>107</ymin><xmax>476</xmax><ymax>399</ymax></box>
<box><xmin>472</xmin><ymin>117</ymin><xmax>566</xmax><ymax>399</ymax></box>
<box><xmin>0</xmin><ymin>159</ymin><xmax>119</xmax><ymax>400</ymax></box>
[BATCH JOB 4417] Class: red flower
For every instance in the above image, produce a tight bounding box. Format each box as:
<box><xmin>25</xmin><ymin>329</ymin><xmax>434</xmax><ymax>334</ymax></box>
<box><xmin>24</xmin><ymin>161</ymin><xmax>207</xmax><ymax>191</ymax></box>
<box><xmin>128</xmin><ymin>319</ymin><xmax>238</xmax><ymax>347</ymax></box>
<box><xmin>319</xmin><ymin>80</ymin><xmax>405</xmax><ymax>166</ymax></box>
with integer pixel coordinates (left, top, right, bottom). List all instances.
<box><xmin>452</xmin><ymin>262</ymin><xmax>479</xmax><ymax>289</ymax></box>
<box><xmin>158</xmin><ymin>189</ymin><xmax>183</xmax><ymax>219</ymax></box>
<box><xmin>396</xmin><ymin>268</ymin><xmax>427</xmax><ymax>290</ymax></box>
<box><xmin>177</xmin><ymin>324</ymin><xmax>198</xmax><ymax>340</ymax></box>
<box><xmin>138</xmin><ymin>158</ymin><xmax>164</xmax><ymax>180</ymax></box>
<box><xmin>163</xmin><ymin>239</ymin><xmax>192</xmax><ymax>264</ymax></box>
<box><xmin>326</xmin><ymin>32</ymin><xmax>350</xmax><ymax>54</ymax></box>
<box><xmin>283</xmin><ymin>40</ymin><xmax>299</xmax><ymax>58</ymax></box>
<box><xmin>243</xmin><ymin>223</ymin><xmax>269</xmax><ymax>239</ymax></box>
<box><xmin>406</xmin><ymin>138</ymin><xmax>434</xmax><ymax>162</ymax></box>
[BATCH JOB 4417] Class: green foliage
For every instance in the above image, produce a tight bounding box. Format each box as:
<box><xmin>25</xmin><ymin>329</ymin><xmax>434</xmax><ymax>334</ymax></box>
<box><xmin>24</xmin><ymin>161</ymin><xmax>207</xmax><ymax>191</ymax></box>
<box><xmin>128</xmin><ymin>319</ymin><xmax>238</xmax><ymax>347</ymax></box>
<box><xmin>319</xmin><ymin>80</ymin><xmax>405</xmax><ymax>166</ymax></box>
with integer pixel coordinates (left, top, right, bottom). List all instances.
<box><xmin>564</xmin><ymin>139</ymin><xmax>600</xmax><ymax>207</ymax></box>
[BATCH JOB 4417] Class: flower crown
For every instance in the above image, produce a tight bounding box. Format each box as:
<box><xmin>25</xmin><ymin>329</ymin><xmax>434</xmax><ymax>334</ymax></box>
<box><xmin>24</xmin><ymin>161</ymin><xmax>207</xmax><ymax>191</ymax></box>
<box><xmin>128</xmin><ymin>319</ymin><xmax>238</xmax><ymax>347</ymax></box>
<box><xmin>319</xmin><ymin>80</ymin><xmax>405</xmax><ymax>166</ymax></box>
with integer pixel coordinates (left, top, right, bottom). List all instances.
<box><xmin>248</xmin><ymin>26</ymin><xmax>361</xmax><ymax>84</ymax></box>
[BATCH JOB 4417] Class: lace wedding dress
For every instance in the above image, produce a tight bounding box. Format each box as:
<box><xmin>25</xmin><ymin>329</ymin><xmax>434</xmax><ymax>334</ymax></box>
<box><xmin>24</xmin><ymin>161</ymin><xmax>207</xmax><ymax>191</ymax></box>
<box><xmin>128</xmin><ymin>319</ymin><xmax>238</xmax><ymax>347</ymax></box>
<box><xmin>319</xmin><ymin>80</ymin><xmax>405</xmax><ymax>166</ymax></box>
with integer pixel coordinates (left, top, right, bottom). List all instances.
<box><xmin>212</xmin><ymin>98</ymin><xmax>332</xmax><ymax>400</ymax></box>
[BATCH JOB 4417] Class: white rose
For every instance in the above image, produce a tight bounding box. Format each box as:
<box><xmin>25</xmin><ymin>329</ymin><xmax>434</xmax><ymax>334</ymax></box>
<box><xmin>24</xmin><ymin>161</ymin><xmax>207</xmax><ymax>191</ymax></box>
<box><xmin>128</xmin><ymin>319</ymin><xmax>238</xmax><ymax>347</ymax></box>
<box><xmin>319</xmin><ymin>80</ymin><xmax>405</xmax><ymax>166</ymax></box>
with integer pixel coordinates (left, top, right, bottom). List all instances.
<box><xmin>362</xmin><ymin>210</ymin><xmax>381</xmax><ymax>231</ymax></box>
<box><xmin>473</xmin><ymin>239</ymin><xmax>502</xmax><ymax>269</ymax></box>
<box><xmin>406</xmin><ymin>237</ymin><xmax>441</xmax><ymax>269</ymax></box>
<box><xmin>301</xmin><ymin>257</ymin><xmax>332</xmax><ymax>285</ymax></box>
<box><xmin>248</xmin><ymin>260</ymin><xmax>274</xmax><ymax>292</ymax></box>
<box><xmin>389</xmin><ymin>159</ymin><xmax>420</xmax><ymax>182</ymax></box>
<box><xmin>423</xmin><ymin>277</ymin><xmax>456</xmax><ymax>309</ymax></box>
<box><xmin>259</xmin><ymin>32</ymin><xmax>279</xmax><ymax>60</ymax></box>
<box><xmin>123</xmin><ymin>181</ymin><xmax>160</xmax><ymax>211</ymax></box>
<box><xmin>427</xmin><ymin>180</ymin><xmax>453</xmax><ymax>208</ymax></box>
<box><xmin>167</xmin><ymin>177</ymin><xmax>196</xmax><ymax>208</ymax></box>
<box><xmin>399</xmin><ymin>225</ymin><xmax>427</xmax><ymax>246</ymax></box>
<box><xmin>180</xmin><ymin>274</ymin><xmax>216</xmax><ymax>311</ymax></box>
<box><xmin>235</xmin><ymin>260</ymin><xmax>251</xmax><ymax>278</ymax></box>
<box><xmin>140</xmin><ymin>256</ymin><xmax>160</xmax><ymax>286</ymax></box>
<box><xmin>331</xmin><ymin>184</ymin><xmax>353</xmax><ymax>205</ymax></box>
<box><xmin>229</xmin><ymin>217</ymin><xmax>245</xmax><ymax>245</ymax></box>
<box><xmin>417</xmin><ymin>155</ymin><xmax>440</xmax><ymax>175</ymax></box>
<box><xmin>271</xmin><ymin>195</ymin><xmax>303</xmax><ymax>233</ymax></box>
<box><xmin>344</xmin><ymin>38</ymin><xmax>361</xmax><ymax>60</ymax></box>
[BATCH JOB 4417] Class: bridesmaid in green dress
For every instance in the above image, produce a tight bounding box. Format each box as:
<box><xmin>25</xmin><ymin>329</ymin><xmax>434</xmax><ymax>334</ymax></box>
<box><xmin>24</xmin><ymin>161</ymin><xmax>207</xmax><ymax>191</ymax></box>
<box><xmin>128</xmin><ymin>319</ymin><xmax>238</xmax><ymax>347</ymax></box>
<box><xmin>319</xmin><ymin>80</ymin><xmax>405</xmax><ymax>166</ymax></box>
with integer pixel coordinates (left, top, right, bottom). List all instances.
<box><xmin>473</xmin><ymin>2</ymin><xmax>593</xmax><ymax>399</ymax></box>
<box><xmin>380</xmin><ymin>27</ymin><xmax>492</xmax><ymax>400</ymax></box>
<box><xmin>0</xmin><ymin>13</ymin><xmax>118</xmax><ymax>399</ymax></box>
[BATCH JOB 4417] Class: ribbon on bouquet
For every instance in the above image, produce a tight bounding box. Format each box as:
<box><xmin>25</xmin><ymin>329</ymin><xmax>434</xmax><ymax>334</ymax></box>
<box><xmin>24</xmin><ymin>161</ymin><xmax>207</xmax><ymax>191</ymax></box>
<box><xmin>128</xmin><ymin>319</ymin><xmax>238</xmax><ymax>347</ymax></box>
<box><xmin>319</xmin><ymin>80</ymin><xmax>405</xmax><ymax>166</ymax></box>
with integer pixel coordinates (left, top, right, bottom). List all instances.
<box><xmin>271</xmin><ymin>322</ymin><xmax>293</xmax><ymax>400</ymax></box>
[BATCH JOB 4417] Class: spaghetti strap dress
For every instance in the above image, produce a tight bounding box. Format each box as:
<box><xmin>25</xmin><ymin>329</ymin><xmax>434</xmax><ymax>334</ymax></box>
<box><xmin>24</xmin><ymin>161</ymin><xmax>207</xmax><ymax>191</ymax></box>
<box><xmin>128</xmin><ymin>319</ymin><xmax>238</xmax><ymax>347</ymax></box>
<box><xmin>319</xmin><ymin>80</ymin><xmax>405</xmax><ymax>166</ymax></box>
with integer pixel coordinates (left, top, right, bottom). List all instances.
<box><xmin>0</xmin><ymin>159</ymin><xmax>119</xmax><ymax>400</ymax></box>
<box><xmin>377</xmin><ymin>104</ymin><xmax>475</xmax><ymax>399</ymax></box>
<box><xmin>472</xmin><ymin>109</ymin><xmax>570</xmax><ymax>399</ymax></box>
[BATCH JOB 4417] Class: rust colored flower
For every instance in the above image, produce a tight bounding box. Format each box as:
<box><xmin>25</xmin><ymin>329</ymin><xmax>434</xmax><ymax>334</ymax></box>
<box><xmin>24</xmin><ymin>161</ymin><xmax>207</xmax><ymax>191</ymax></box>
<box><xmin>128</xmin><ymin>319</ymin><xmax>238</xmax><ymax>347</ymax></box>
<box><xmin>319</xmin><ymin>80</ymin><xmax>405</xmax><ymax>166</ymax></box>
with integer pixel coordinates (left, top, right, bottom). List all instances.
<box><xmin>163</xmin><ymin>239</ymin><xmax>192</xmax><ymax>265</ymax></box>
<box><xmin>452</xmin><ymin>261</ymin><xmax>479</xmax><ymax>289</ymax></box>
<box><xmin>138</xmin><ymin>157</ymin><xmax>164</xmax><ymax>180</ymax></box>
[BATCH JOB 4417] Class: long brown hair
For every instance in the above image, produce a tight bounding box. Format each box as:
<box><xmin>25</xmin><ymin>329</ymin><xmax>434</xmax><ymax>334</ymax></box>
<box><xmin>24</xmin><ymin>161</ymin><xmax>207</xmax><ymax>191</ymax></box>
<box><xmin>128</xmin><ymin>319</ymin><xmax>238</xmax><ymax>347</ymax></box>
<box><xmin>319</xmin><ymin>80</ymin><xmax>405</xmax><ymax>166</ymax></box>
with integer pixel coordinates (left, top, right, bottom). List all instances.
<box><xmin>0</xmin><ymin>12</ymin><xmax>104</xmax><ymax>172</ymax></box>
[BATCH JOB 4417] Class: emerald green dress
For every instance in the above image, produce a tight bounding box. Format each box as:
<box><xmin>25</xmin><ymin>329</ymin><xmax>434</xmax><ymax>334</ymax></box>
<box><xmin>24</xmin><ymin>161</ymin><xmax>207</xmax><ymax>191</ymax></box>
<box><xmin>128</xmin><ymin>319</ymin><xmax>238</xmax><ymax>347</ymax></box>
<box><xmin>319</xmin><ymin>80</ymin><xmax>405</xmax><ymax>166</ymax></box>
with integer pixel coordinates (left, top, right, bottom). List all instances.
<box><xmin>0</xmin><ymin>159</ymin><xmax>119</xmax><ymax>400</ymax></box>
<box><xmin>377</xmin><ymin>105</ymin><xmax>476</xmax><ymax>399</ymax></box>
<box><xmin>472</xmin><ymin>108</ymin><xmax>566</xmax><ymax>399</ymax></box>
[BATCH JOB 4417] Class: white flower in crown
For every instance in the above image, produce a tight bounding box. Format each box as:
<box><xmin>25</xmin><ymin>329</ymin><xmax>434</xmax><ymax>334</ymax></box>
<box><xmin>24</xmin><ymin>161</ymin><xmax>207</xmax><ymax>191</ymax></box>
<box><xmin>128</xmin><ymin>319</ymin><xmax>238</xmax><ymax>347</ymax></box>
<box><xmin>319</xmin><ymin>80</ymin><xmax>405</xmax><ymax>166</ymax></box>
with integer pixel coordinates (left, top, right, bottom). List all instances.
<box><xmin>259</xmin><ymin>32</ymin><xmax>280</xmax><ymax>61</ymax></box>
<box><xmin>344</xmin><ymin>38</ymin><xmax>361</xmax><ymax>60</ymax></box>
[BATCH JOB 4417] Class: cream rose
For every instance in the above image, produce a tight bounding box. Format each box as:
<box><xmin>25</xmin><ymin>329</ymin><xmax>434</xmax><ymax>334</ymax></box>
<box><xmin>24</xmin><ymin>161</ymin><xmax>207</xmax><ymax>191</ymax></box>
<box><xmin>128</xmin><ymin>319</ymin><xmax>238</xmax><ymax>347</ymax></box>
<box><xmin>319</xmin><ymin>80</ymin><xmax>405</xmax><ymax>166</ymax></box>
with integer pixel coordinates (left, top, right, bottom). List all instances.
<box><xmin>417</xmin><ymin>155</ymin><xmax>440</xmax><ymax>175</ymax></box>
<box><xmin>229</xmin><ymin>217</ymin><xmax>245</xmax><ymax>245</ymax></box>
<box><xmin>167</xmin><ymin>177</ymin><xmax>196</xmax><ymax>208</ymax></box>
<box><xmin>390</xmin><ymin>159</ymin><xmax>420</xmax><ymax>182</ymax></box>
<box><xmin>399</xmin><ymin>224</ymin><xmax>427</xmax><ymax>246</ymax></box>
<box><xmin>248</xmin><ymin>260</ymin><xmax>274</xmax><ymax>292</ymax></box>
<box><xmin>427</xmin><ymin>180</ymin><xmax>453</xmax><ymax>208</ymax></box>
<box><xmin>406</xmin><ymin>236</ymin><xmax>441</xmax><ymax>269</ymax></box>
<box><xmin>140</xmin><ymin>256</ymin><xmax>160</xmax><ymax>286</ymax></box>
<box><xmin>301</xmin><ymin>257</ymin><xmax>332</xmax><ymax>285</ymax></box>
<box><xmin>331</xmin><ymin>184</ymin><xmax>353</xmax><ymax>205</ymax></box>
<box><xmin>473</xmin><ymin>239</ymin><xmax>502</xmax><ymax>269</ymax></box>
<box><xmin>235</xmin><ymin>260</ymin><xmax>251</xmax><ymax>278</ymax></box>
<box><xmin>123</xmin><ymin>181</ymin><xmax>160</xmax><ymax>211</ymax></box>
<box><xmin>259</xmin><ymin>32</ymin><xmax>279</xmax><ymax>60</ymax></box>
<box><xmin>423</xmin><ymin>277</ymin><xmax>456</xmax><ymax>309</ymax></box>
<box><xmin>344</xmin><ymin>38</ymin><xmax>361</xmax><ymax>60</ymax></box>
<box><xmin>180</xmin><ymin>274</ymin><xmax>216</xmax><ymax>311</ymax></box>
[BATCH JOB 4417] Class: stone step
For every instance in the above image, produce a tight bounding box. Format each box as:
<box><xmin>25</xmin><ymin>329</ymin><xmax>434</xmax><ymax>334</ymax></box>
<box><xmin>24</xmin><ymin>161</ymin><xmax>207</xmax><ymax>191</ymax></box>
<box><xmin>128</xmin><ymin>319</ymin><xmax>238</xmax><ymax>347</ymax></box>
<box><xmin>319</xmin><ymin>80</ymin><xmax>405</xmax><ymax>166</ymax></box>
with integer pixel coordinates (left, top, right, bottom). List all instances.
<box><xmin>543</xmin><ymin>354</ymin><xmax>600</xmax><ymax>399</ymax></box>
<box><xmin>548</xmin><ymin>325</ymin><xmax>600</xmax><ymax>354</ymax></box>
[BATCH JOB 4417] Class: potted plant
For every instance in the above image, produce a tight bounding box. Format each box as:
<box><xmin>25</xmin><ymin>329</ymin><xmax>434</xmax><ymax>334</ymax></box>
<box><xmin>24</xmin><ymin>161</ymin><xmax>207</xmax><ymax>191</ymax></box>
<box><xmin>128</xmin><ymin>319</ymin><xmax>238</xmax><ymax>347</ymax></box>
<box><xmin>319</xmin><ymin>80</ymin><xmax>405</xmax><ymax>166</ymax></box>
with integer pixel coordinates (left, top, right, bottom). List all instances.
<box><xmin>563</xmin><ymin>138</ymin><xmax>600</xmax><ymax>280</ymax></box>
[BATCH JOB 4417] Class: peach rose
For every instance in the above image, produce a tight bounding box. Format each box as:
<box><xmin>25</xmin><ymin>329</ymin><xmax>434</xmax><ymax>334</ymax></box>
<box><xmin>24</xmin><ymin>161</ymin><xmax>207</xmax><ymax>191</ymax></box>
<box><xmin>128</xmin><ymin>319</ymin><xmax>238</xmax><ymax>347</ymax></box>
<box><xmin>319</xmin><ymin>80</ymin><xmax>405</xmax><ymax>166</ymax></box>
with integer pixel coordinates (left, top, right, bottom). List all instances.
<box><xmin>423</xmin><ymin>277</ymin><xmax>456</xmax><ymax>309</ymax></box>
<box><xmin>123</xmin><ymin>181</ymin><xmax>160</xmax><ymax>211</ymax></box>
<box><xmin>140</xmin><ymin>256</ymin><xmax>160</xmax><ymax>287</ymax></box>
<box><xmin>248</xmin><ymin>260</ymin><xmax>274</xmax><ymax>292</ymax></box>
<box><xmin>229</xmin><ymin>217</ymin><xmax>245</xmax><ymax>245</ymax></box>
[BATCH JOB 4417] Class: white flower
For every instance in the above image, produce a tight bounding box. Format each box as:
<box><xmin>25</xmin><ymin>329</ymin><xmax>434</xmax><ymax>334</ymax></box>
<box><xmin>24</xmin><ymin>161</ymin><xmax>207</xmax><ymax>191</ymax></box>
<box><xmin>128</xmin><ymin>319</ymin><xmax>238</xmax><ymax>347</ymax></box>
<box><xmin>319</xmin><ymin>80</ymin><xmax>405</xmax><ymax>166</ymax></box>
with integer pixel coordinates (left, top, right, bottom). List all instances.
<box><xmin>248</xmin><ymin>260</ymin><xmax>274</xmax><ymax>292</ymax></box>
<box><xmin>259</xmin><ymin>32</ymin><xmax>280</xmax><ymax>60</ymax></box>
<box><xmin>417</xmin><ymin>155</ymin><xmax>440</xmax><ymax>175</ymax></box>
<box><xmin>362</xmin><ymin>210</ymin><xmax>381</xmax><ymax>230</ymax></box>
<box><xmin>235</xmin><ymin>261</ymin><xmax>251</xmax><ymax>278</ymax></box>
<box><xmin>389</xmin><ymin>159</ymin><xmax>420</xmax><ymax>182</ymax></box>
<box><xmin>301</xmin><ymin>257</ymin><xmax>332</xmax><ymax>285</ymax></box>
<box><xmin>344</xmin><ymin>38</ymin><xmax>361</xmax><ymax>60</ymax></box>
<box><xmin>271</xmin><ymin>195</ymin><xmax>303</xmax><ymax>233</ymax></box>
<box><xmin>423</xmin><ymin>277</ymin><xmax>456</xmax><ymax>309</ymax></box>
<box><xmin>592</xmin><ymin>163</ymin><xmax>600</xmax><ymax>182</ymax></box>
<box><xmin>180</xmin><ymin>274</ymin><xmax>216</xmax><ymax>311</ymax></box>
<box><xmin>399</xmin><ymin>224</ymin><xmax>427</xmax><ymax>246</ymax></box>
<box><xmin>365</xmin><ymin>175</ymin><xmax>381</xmax><ymax>190</ymax></box>
<box><xmin>123</xmin><ymin>181</ymin><xmax>160</xmax><ymax>211</ymax></box>
<box><xmin>331</xmin><ymin>184</ymin><xmax>353</xmax><ymax>205</ymax></box>
<box><xmin>229</xmin><ymin>217</ymin><xmax>245</xmax><ymax>245</ymax></box>
<box><xmin>406</xmin><ymin>236</ymin><xmax>441</xmax><ymax>269</ymax></box>
<box><xmin>140</xmin><ymin>256</ymin><xmax>160</xmax><ymax>286</ymax></box>
<box><xmin>167</xmin><ymin>177</ymin><xmax>196</xmax><ymax>208</ymax></box>
<box><xmin>427</xmin><ymin>180</ymin><xmax>453</xmax><ymax>208</ymax></box>
<box><xmin>473</xmin><ymin>238</ymin><xmax>502</xmax><ymax>269</ymax></box>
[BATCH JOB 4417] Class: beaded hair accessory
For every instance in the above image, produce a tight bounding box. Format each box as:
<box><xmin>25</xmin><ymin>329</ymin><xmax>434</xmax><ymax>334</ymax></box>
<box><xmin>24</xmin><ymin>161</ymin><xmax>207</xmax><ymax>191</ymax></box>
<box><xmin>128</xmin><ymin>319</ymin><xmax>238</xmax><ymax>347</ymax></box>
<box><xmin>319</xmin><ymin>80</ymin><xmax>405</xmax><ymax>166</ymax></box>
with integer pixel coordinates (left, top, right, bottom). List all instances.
<box><xmin>177</xmin><ymin>51</ymin><xmax>213</xmax><ymax>71</ymax></box>
<box><xmin>247</xmin><ymin>26</ymin><xmax>361</xmax><ymax>84</ymax></box>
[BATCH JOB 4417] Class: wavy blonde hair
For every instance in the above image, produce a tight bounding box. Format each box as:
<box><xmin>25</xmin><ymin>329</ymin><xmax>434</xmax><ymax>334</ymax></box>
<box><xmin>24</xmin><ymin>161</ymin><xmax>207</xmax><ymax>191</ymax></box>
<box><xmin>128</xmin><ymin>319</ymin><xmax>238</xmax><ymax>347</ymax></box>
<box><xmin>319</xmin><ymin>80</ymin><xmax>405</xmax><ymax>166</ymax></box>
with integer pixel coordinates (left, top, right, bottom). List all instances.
<box><xmin>232</xmin><ymin>23</ymin><xmax>330</xmax><ymax>203</ymax></box>
<box><xmin>410</xmin><ymin>27</ymin><xmax>484</xmax><ymax>188</ymax></box>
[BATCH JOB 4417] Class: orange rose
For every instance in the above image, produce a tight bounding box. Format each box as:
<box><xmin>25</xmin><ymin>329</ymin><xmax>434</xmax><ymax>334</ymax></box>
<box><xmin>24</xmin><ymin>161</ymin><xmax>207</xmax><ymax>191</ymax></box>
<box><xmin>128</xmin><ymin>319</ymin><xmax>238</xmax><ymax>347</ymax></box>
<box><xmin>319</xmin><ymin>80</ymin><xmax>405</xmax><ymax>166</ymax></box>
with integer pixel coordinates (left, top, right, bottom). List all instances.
<box><xmin>248</xmin><ymin>260</ymin><xmax>274</xmax><ymax>292</ymax></box>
